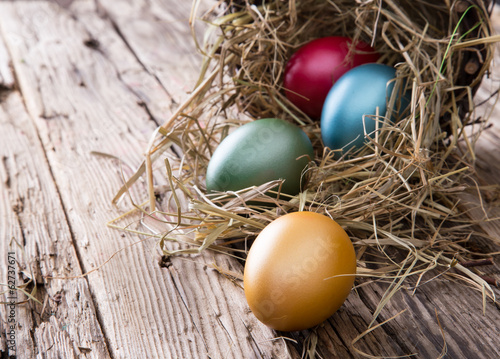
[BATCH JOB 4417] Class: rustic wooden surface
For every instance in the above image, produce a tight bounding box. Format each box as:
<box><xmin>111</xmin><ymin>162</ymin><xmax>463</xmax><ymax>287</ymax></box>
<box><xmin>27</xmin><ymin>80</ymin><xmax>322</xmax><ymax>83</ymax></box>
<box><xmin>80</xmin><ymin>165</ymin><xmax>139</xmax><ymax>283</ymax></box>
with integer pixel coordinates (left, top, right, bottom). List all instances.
<box><xmin>1</xmin><ymin>1</ymin><xmax>499</xmax><ymax>358</ymax></box>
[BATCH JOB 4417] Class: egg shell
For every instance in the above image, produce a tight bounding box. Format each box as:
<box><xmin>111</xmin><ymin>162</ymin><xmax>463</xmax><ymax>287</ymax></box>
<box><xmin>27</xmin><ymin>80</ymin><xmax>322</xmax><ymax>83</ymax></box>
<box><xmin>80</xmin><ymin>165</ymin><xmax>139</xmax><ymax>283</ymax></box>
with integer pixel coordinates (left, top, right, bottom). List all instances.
<box><xmin>320</xmin><ymin>63</ymin><xmax>399</xmax><ymax>156</ymax></box>
<box><xmin>206</xmin><ymin>118</ymin><xmax>314</xmax><ymax>196</ymax></box>
<box><xmin>283</xmin><ymin>36</ymin><xmax>380</xmax><ymax>119</ymax></box>
<box><xmin>244</xmin><ymin>211</ymin><xmax>357</xmax><ymax>332</ymax></box>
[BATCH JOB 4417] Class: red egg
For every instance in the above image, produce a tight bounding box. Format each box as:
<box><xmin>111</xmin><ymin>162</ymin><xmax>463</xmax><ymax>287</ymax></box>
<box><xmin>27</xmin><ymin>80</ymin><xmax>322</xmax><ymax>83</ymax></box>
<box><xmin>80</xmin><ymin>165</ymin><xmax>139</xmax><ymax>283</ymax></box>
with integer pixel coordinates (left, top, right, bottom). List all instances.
<box><xmin>283</xmin><ymin>36</ymin><xmax>380</xmax><ymax>119</ymax></box>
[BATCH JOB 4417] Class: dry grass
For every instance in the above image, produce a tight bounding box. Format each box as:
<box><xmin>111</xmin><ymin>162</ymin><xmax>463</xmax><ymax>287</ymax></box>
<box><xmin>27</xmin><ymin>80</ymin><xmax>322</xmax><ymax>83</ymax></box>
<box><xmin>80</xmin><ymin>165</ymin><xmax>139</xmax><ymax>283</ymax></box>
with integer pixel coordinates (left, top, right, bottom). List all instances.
<box><xmin>108</xmin><ymin>0</ymin><xmax>499</xmax><ymax>355</ymax></box>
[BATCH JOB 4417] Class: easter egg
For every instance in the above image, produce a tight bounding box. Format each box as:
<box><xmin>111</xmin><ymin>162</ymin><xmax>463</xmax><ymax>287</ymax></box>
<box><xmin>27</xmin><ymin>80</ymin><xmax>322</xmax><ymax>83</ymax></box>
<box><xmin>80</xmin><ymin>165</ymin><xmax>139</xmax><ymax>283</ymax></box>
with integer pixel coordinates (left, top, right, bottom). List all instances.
<box><xmin>320</xmin><ymin>63</ymin><xmax>405</xmax><ymax>157</ymax></box>
<box><xmin>206</xmin><ymin>118</ymin><xmax>314</xmax><ymax>196</ymax></box>
<box><xmin>244</xmin><ymin>211</ymin><xmax>357</xmax><ymax>332</ymax></box>
<box><xmin>283</xmin><ymin>36</ymin><xmax>380</xmax><ymax>119</ymax></box>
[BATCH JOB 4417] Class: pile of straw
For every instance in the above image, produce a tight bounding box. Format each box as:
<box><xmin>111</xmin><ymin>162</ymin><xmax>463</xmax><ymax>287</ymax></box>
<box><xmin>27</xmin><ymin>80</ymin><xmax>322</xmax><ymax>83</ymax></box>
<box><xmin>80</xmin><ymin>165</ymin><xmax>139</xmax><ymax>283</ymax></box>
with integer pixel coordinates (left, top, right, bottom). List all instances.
<box><xmin>110</xmin><ymin>0</ymin><xmax>498</xmax><ymax>311</ymax></box>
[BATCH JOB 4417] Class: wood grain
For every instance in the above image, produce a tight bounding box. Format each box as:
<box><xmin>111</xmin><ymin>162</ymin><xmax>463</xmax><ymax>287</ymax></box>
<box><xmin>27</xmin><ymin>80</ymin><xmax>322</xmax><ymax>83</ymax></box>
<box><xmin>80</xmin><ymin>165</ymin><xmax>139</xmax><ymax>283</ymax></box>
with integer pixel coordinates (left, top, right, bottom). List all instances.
<box><xmin>0</xmin><ymin>0</ymin><xmax>499</xmax><ymax>358</ymax></box>
<box><xmin>94</xmin><ymin>0</ymin><xmax>207</xmax><ymax>124</ymax></box>
<box><xmin>0</xmin><ymin>91</ymin><xmax>110</xmax><ymax>358</ymax></box>
<box><xmin>0</xmin><ymin>32</ymin><xmax>14</xmax><ymax>89</ymax></box>
<box><xmin>0</xmin><ymin>1</ymin><xmax>287</xmax><ymax>358</ymax></box>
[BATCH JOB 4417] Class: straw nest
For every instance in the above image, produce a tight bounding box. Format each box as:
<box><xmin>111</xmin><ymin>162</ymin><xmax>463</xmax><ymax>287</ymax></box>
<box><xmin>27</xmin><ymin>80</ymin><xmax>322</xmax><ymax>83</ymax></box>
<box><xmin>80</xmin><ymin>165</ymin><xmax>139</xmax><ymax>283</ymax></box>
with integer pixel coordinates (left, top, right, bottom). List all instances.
<box><xmin>110</xmin><ymin>0</ymin><xmax>498</xmax><ymax>313</ymax></box>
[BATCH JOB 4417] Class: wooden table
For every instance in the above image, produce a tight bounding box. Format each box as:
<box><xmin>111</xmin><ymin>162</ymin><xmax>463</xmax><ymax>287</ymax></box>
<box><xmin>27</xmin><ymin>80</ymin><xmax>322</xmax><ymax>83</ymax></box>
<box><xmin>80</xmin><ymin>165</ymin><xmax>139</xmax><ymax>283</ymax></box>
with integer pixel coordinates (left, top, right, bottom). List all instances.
<box><xmin>1</xmin><ymin>1</ymin><xmax>499</xmax><ymax>358</ymax></box>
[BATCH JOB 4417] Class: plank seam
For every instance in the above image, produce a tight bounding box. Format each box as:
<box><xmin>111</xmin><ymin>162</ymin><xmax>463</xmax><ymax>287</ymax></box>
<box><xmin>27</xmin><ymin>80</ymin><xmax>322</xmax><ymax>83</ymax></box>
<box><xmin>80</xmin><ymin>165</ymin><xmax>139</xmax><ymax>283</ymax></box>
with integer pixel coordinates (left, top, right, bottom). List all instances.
<box><xmin>4</xmin><ymin>68</ymin><xmax>115</xmax><ymax>359</ymax></box>
<box><xmin>94</xmin><ymin>0</ymin><xmax>174</xmax><ymax>126</ymax></box>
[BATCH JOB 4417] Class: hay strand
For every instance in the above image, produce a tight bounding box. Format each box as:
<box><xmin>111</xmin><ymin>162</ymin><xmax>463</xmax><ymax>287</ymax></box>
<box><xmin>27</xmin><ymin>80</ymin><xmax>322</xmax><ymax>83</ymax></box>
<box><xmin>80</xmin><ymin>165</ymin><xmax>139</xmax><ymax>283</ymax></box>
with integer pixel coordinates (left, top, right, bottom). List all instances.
<box><xmin>108</xmin><ymin>0</ymin><xmax>499</xmax><ymax>343</ymax></box>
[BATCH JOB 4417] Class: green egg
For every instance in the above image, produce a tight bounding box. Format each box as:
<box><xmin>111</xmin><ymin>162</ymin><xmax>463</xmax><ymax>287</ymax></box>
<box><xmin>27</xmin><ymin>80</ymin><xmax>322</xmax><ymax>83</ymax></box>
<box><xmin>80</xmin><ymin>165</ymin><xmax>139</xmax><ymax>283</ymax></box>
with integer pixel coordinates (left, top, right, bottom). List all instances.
<box><xmin>206</xmin><ymin>118</ymin><xmax>314</xmax><ymax>196</ymax></box>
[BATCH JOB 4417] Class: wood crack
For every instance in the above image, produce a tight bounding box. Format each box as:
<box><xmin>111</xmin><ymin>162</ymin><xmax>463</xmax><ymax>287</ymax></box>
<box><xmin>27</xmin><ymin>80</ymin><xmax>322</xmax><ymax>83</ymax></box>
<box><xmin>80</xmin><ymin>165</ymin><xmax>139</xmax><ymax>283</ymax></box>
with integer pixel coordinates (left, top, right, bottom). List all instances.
<box><xmin>3</xmin><ymin>1</ymin><xmax>498</xmax><ymax>357</ymax></box>
<box><xmin>72</xmin><ymin>1</ymin><xmax>168</xmax><ymax>127</ymax></box>
<box><xmin>0</xmin><ymin>86</ymin><xmax>13</xmax><ymax>103</ymax></box>
<box><xmin>0</xmin><ymin>64</ymin><xmax>112</xmax><ymax>359</ymax></box>
<box><xmin>95</xmin><ymin>0</ymin><xmax>179</xmax><ymax>122</ymax></box>
<box><xmin>87</xmin><ymin>290</ymin><xmax>117</xmax><ymax>359</ymax></box>
<box><xmin>354</xmin><ymin>284</ymin><xmax>416</xmax><ymax>357</ymax></box>
<box><xmin>105</xmin><ymin>13</ymin><xmax>175</xmax><ymax>100</ymax></box>
<box><xmin>167</xmin><ymin>266</ymin><xmax>210</xmax><ymax>355</ymax></box>
<box><xmin>0</xmin><ymin>348</ymin><xmax>10</xmax><ymax>359</ymax></box>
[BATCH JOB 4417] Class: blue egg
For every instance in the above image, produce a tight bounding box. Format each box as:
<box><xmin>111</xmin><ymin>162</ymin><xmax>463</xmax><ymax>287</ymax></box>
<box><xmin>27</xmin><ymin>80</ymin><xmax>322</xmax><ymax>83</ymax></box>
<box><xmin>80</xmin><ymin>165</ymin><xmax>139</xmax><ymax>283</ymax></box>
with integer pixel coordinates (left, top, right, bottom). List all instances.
<box><xmin>321</xmin><ymin>63</ymin><xmax>405</xmax><ymax>157</ymax></box>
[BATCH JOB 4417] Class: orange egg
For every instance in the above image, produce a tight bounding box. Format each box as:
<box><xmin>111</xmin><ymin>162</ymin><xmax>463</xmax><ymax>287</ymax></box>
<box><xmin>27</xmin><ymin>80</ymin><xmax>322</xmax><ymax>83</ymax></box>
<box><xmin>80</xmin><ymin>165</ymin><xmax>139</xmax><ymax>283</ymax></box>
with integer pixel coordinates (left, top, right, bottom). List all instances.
<box><xmin>243</xmin><ymin>211</ymin><xmax>356</xmax><ymax>332</ymax></box>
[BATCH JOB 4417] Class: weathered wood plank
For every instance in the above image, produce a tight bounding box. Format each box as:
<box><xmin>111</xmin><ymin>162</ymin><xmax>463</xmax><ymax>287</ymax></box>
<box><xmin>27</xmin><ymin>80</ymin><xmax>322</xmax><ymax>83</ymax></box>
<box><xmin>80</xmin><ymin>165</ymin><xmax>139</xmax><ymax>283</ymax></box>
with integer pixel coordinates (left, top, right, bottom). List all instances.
<box><xmin>0</xmin><ymin>32</ymin><xmax>14</xmax><ymax>89</ymax></box>
<box><xmin>86</xmin><ymin>1</ymin><xmax>500</xmax><ymax>357</ymax></box>
<box><xmin>0</xmin><ymin>1</ymin><xmax>289</xmax><ymax>358</ymax></box>
<box><xmin>0</xmin><ymin>90</ymin><xmax>110</xmax><ymax>358</ymax></box>
<box><xmin>458</xmin><ymin>8</ymin><xmax>500</xmax><ymax>252</ymax></box>
<box><xmin>0</xmin><ymin>115</ymin><xmax>37</xmax><ymax>357</ymax></box>
<box><xmin>96</xmin><ymin>0</ymin><xmax>204</xmax><ymax>88</ymax></box>
<box><xmin>94</xmin><ymin>0</ymin><xmax>208</xmax><ymax>123</ymax></box>
<box><xmin>1</xmin><ymin>0</ymin><xmax>499</xmax><ymax>358</ymax></box>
